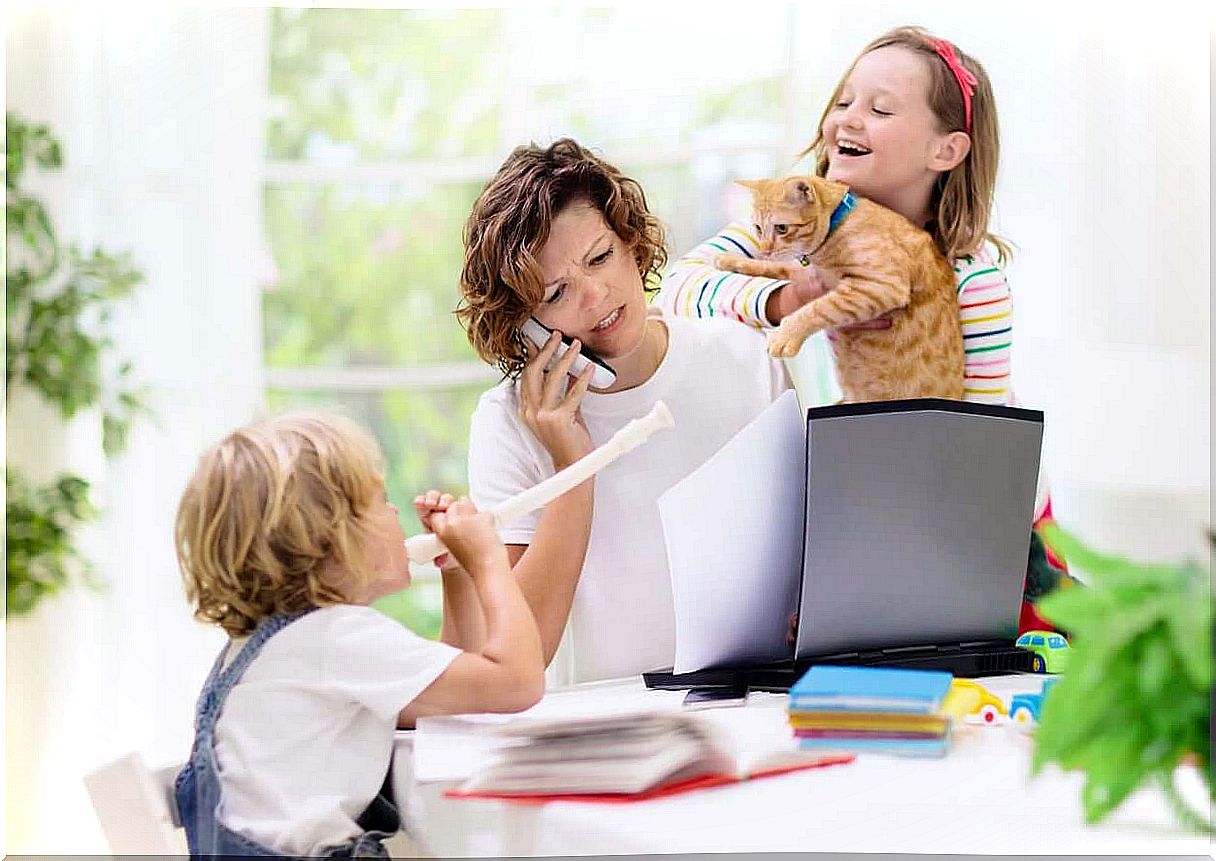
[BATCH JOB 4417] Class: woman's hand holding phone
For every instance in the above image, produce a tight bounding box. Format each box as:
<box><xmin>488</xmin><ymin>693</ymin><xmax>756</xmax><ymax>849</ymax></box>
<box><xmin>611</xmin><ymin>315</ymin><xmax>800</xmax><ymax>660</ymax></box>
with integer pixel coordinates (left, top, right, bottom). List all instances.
<box><xmin>519</xmin><ymin>329</ymin><xmax>594</xmax><ymax>470</ymax></box>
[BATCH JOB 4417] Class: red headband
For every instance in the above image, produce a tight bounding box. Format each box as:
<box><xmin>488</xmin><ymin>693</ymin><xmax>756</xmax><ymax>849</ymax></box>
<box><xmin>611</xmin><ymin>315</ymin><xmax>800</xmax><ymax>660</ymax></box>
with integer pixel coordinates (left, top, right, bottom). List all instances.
<box><xmin>929</xmin><ymin>38</ymin><xmax>978</xmax><ymax>132</ymax></box>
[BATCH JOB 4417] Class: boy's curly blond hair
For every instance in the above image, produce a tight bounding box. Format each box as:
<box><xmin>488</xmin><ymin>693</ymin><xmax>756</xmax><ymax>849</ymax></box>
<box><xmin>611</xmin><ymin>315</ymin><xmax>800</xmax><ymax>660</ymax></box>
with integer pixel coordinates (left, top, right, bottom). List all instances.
<box><xmin>175</xmin><ymin>412</ymin><xmax>387</xmax><ymax>636</ymax></box>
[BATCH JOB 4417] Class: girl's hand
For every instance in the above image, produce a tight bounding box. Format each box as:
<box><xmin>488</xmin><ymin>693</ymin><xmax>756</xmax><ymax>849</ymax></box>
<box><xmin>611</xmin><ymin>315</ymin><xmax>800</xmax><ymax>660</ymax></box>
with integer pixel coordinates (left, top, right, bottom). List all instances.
<box><xmin>785</xmin><ymin>261</ymin><xmax>829</xmax><ymax>308</ymax></box>
<box><xmin>414</xmin><ymin>490</ymin><xmax>459</xmax><ymax>571</ymax></box>
<box><xmin>764</xmin><ymin>261</ymin><xmax>828</xmax><ymax>324</ymax></box>
<box><xmin>765</xmin><ymin>262</ymin><xmax>892</xmax><ymax>332</ymax></box>
<box><xmin>429</xmin><ymin>497</ymin><xmax>508</xmax><ymax>580</ymax></box>
<box><xmin>519</xmin><ymin>329</ymin><xmax>595</xmax><ymax>469</ymax></box>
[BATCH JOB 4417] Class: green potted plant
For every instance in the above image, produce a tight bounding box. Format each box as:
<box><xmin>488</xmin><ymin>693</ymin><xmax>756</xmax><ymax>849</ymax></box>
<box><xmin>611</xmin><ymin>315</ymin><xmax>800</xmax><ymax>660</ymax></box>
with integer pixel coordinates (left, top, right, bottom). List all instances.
<box><xmin>5</xmin><ymin>112</ymin><xmax>149</xmax><ymax>615</ymax></box>
<box><xmin>1033</xmin><ymin>521</ymin><xmax>1212</xmax><ymax>832</ymax></box>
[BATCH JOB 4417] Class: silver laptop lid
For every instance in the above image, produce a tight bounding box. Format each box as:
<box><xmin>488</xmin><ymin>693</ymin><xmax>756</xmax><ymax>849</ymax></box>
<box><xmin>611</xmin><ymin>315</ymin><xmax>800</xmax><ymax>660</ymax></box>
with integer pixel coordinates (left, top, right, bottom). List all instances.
<box><xmin>794</xmin><ymin>399</ymin><xmax>1043</xmax><ymax>659</ymax></box>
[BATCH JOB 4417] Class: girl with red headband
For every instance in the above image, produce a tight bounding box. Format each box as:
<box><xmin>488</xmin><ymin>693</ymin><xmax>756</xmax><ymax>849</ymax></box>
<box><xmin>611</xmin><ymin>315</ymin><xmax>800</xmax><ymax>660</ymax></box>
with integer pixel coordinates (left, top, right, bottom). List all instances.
<box><xmin>661</xmin><ymin>26</ymin><xmax>1010</xmax><ymax>404</ymax></box>
<box><xmin>658</xmin><ymin>26</ymin><xmax>1072</xmax><ymax>630</ymax></box>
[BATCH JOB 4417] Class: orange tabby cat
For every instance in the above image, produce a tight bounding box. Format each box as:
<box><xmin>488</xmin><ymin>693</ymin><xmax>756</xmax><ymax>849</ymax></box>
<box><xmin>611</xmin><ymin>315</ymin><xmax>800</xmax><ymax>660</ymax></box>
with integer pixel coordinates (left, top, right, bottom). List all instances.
<box><xmin>716</xmin><ymin>175</ymin><xmax>964</xmax><ymax>402</ymax></box>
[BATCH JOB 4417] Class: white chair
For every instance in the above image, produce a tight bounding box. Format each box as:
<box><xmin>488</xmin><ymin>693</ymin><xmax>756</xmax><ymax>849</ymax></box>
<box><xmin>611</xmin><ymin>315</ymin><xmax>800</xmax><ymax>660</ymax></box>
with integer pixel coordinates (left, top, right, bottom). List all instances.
<box><xmin>84</xmin><ymin>751</ymin><xmax>423</xmax><ymax>856</ymax></box>
<box><xmin>84</xmin><ymin>752</ymin><xmax>186</xmax><ymax>854</ymax></box>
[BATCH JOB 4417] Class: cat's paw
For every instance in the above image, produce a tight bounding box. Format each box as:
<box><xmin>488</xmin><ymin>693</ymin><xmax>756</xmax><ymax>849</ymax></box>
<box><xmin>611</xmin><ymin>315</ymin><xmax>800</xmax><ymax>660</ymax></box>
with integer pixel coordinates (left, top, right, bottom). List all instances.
<box><xmin>714</xmin><ymin>253</ymin><xmax>749</xmax><ymax>272</ymax></box>
<box><xmin>767</xmin><ymin>327</ymin><xmax>808</xmax><ymax>358</ymax></box>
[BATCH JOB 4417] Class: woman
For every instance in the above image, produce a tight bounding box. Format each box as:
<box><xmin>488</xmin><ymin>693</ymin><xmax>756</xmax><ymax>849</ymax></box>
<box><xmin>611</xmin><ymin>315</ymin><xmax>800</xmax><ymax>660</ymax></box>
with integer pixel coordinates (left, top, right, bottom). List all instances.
<box><xmin>451</xmin><ymin>138</ymin><xmax>789</xmax><ymax>685</ymax></box>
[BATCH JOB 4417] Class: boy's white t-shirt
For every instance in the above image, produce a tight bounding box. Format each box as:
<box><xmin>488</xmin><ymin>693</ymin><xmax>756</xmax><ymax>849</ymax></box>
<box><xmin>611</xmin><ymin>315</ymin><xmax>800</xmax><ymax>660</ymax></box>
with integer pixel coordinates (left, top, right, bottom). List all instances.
<box><xmin>213</xmin><ymin>604</ymin><xmax>459</xmax><ymax>856</ymax></box>
<box><xmin>468</xmin><ymin>307</ymin><xmax>789</xmax><ymax>686</ymax></box>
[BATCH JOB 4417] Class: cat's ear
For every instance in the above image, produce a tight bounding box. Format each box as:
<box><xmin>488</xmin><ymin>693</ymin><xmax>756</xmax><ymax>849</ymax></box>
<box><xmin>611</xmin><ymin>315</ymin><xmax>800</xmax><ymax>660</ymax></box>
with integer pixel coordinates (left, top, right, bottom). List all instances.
<box><xmin>735</xmin><ymin>179</ymin><xmax>764</xmax><ymax>193</ymax></box>
<box><xmin>782</xmin><ymin>177</ymin><xmax>814</xmax><ymax>205</ymax></box>
<box><xmin>809</xmin><ymin>175</ymin><xmax>848</xmax><ymax>208</ymax></box>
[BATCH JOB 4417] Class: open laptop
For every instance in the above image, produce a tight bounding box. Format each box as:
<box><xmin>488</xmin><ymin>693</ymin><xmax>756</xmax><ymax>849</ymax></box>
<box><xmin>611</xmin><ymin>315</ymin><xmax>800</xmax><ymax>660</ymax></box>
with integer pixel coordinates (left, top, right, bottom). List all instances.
<box><xmin>644</xmin><ymin>397</ymin><xmax>1044</xmax><ymax>692</ymax></box>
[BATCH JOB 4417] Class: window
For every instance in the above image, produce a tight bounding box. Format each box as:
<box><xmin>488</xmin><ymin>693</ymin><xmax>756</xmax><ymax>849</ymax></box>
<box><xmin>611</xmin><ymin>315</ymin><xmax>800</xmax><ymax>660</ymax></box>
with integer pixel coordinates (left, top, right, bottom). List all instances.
<box><xmin>262</xmin><ymin>6</ymin><xmax>807</xmax><ymax>636</ymax></box>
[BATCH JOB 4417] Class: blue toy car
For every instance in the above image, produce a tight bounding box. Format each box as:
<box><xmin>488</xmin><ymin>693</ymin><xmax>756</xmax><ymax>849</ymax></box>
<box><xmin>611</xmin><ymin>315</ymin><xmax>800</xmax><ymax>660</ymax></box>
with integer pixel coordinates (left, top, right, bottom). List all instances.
<box><xmin>1010</xmin><ymin>677</ymin><xmax>1060</xmax><ymax>726</ymax></box>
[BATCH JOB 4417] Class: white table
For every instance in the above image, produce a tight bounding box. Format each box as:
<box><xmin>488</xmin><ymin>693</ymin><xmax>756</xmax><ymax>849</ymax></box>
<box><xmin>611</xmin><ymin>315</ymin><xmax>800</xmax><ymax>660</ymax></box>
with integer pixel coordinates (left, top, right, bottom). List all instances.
<box><xmin>392</xmin><ymin>675</ymin><xmax>1212</xmax><ymax>857</ymax></box>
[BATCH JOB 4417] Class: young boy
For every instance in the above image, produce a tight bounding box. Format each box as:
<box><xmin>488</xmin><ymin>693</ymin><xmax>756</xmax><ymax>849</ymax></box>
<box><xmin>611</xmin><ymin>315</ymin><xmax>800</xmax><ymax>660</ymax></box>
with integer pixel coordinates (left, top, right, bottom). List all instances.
<box><xmin>173</xmin><ymin>411</ymin><xmax>543</xmax><ymax>858</ymax></box>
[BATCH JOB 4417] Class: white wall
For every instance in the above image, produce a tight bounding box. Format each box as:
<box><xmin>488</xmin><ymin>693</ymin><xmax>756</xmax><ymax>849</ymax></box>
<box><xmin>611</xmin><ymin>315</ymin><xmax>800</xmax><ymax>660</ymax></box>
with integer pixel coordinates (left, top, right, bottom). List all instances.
<box><xmin>5</xmin><ymin>6</ymin><xmax>269</xmax><ymax>852</ymax></box>
<box><xmin>982</xmin><ymin>6</ymin><xmax>1209</xmax><ymax>563</ymax></box>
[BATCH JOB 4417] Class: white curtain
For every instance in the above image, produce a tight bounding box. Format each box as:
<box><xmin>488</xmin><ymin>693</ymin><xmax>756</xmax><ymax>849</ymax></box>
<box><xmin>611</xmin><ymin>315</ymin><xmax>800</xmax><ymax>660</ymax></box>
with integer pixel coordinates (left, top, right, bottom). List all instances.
<box><xmin>5</xmin><ymin>6</ymin><xmax>269</xmax><ymax>851</ymax></box>
<box><xmin>971</xmin><ymin>7</ymin><xmax>1210</xmax><ymax>562</ymax></box>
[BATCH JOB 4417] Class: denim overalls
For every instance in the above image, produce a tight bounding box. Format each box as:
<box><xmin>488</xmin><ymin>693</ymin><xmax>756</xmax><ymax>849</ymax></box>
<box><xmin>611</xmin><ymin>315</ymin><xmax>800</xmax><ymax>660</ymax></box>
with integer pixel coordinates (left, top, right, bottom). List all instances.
<box><xmin>174</xmin><ymin>610</ymin><xmax>401</xmax><ymax>858</ymax></box>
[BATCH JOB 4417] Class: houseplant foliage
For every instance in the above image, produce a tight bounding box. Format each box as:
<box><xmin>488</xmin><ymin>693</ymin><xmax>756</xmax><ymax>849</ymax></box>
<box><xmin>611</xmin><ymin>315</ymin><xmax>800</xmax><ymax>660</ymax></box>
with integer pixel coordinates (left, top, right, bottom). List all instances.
<box><xmin>5</xmin><ymin>112</ymin><xmax>148</xmax><ymax>615</ymax></box>
<box><xmin>1033</xmin><ymin>522</ymin><xmax>1212</xmax><ymax>832</ymax></box>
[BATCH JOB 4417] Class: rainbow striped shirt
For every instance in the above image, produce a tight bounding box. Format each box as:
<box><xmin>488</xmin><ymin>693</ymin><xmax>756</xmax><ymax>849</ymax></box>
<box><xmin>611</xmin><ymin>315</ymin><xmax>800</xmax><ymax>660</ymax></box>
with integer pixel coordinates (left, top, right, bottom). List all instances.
<box><xmin>654</xmin><ymin>222</ymin><xmax>1014</xmax><ymax>406</ymax></box>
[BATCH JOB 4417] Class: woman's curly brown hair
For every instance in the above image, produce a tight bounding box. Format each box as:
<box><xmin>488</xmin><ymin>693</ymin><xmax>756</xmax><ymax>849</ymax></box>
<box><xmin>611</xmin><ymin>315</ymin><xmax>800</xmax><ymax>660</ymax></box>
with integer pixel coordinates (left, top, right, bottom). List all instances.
<box><xmin>175</xmin><ymin>412</ymin><xmax>386</xmax><ymax>636</ymax></box>
<box><xmin>455</xmin><ymin>138</ymin><xmax>668</xmax><ymax>379</ymax></box>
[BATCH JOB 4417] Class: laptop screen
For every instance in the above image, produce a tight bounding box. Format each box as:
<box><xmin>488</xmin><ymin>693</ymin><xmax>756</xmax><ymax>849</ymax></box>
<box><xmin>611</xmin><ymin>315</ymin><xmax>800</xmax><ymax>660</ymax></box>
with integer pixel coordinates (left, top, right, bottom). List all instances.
<box><xmin>794</xmin><ymin>399</ymin><xmax>1043</xmax><ymax>659</ymax></box>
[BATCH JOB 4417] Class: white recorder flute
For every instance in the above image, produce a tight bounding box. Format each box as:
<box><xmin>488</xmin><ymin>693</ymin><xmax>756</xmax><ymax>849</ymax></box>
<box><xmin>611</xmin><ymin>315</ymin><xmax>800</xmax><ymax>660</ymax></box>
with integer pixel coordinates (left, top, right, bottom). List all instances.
<box><xmin>404</xmin><ymin>401</ymin><xmax>675</xmax><ymax>565</ymax></box>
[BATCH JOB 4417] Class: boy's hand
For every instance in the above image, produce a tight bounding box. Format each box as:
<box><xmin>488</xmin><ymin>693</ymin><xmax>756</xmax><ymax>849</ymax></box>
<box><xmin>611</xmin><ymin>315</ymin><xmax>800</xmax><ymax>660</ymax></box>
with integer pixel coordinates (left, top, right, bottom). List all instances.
<box><xmin>429</xmin><ymin>497</ymin><xmax>508</xmax><ymax>579</ymax></box>
<box><xmin>414</xmin><ymin>490</ymin><xmax>459</xmax><ymax>570</ymax></box>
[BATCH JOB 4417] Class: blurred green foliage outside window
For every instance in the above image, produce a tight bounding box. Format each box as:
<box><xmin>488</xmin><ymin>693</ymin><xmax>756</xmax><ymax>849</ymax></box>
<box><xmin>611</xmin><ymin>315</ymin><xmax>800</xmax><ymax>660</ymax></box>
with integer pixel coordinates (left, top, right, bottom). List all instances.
<box><xmin>262</xmin><ymin>7</ymin><xmax>795</xmax><ymax>638</ymax></box>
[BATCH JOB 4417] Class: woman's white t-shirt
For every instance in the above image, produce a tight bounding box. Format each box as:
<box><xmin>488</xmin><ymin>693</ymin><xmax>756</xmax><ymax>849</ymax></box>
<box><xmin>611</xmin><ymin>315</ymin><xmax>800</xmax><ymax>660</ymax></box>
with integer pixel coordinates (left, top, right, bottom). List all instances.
<box><xmin>468</xmin><ymin>307</ymin><xmax>789</xmax><ymax>686</ymax></box>
<box><xmin>213</xmin><ymin>604</ymin><xmax>459</xmax><ymax>856</ymax></box>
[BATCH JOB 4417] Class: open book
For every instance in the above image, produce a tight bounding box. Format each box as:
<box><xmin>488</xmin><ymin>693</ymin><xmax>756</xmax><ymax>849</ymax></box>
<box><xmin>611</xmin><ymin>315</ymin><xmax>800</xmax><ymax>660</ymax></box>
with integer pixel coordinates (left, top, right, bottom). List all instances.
<box><xmin>443</xmin><ymin>710</ymin><xmax>852</xmax><ymax>803</ymax></box>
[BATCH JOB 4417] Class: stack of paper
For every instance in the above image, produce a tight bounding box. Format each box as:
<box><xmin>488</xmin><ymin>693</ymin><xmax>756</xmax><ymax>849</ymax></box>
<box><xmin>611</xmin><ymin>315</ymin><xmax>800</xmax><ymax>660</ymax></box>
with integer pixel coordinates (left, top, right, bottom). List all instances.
<box><xmin>787</xmin><ymin>666</ymin><xmax>954</xmax><ymax>758</ymax></box>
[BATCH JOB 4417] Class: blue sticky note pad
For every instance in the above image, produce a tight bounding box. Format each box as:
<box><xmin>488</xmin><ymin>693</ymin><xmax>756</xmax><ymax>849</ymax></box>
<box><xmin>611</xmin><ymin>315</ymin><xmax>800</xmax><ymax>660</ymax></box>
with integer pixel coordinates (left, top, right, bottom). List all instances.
<box><xmin>797</xmin><ymin>735</ymin><xmax>950</xmax><ymax>758</ymax></box>
<box><xmin>788</xmin><ymin>665</ymin><xmax>954</xmax><ymax>712</ymax></box>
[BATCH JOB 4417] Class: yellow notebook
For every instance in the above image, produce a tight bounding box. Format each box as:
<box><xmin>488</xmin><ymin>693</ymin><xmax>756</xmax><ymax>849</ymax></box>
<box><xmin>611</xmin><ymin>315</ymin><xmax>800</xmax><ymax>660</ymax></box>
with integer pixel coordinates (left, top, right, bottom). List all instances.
<box><xmin>787</xmin><ymin>711</ymin><xmax>949</xmax><ymax>733</ymax></box>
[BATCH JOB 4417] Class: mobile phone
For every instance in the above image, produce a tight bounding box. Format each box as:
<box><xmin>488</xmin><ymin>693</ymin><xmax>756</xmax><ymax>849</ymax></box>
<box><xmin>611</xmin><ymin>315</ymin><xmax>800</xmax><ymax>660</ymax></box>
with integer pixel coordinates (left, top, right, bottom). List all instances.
<box><xmin>682</xmin><ymin>686</ymin><xmax>749</xmax><ymax>710</ymax></box>
<box><xmin>521</xmin><ymin>316</ymin><xmax>617</xmax><ymax>389</ymax></box>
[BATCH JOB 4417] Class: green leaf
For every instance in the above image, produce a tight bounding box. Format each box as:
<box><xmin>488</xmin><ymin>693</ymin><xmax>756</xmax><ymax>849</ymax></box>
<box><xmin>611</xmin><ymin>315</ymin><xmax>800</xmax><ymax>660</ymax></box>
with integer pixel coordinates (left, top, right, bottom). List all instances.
<box><xmin>1136</xmin><ymin>635</ymin><xmax>1175</xmax><ymax>701</ymax></box>
<box><xmin>5</xmin><ymin>468</ymin><xmax>99</xmax><ymax>617</ymax></box>
<box><xmin>1031</xmin><ymin>523</ymin><xmax>1213</xmax><ymax>830</ymax></box>
<box><xmin>1036</xmin><ymin>581</ymin><xmax>1110</xmax><ymax>635</ymax></box>
<box><xmin>1040</xmin><ymin>522</ymin><xmax>1181</xmax><ymax>588</ymax></box>
<box><xmin>1166</xmin><ymin>591</ymin><xmax>1213</xmax><ymax>689</ymax></box>
<box><xmin>5</xmin><ymin>113</ymin><xmax>151</xmax><ymax>616</ymax></box>
<box><xmin>1034</xmin><ymin>659</ymin><xmax>1131</xmax><ymax>771</ymax></box>
<box><xmin>1078</xmin><ymin>730</ymin><xmax>1149</xmax><ymax>823</ymax></box>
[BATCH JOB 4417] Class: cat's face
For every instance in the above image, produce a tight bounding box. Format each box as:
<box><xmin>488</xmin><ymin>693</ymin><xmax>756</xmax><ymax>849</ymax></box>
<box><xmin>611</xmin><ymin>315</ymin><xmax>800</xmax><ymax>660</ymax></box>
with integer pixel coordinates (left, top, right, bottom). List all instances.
<box><xmin>741</xmin><ymin>176</ymin><xmax>845</xmax><ymax>257</ymax></box>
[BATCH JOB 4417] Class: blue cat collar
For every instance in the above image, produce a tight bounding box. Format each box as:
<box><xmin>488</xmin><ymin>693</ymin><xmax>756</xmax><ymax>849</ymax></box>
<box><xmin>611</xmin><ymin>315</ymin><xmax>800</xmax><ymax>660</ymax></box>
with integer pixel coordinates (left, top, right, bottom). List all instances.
<box><xmin>828</xmin><ymin>190</ymin><xmax>856</xmax><ymax>235</ymax></box>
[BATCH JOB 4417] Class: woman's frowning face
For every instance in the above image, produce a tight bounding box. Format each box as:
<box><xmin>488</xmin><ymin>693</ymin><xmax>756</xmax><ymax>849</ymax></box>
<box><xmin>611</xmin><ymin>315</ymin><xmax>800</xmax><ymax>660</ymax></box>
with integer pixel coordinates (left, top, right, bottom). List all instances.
<box><xmin>530</xmin><ymin>200</ymin><xmax>648</xmax><ymax>361</ymax></box>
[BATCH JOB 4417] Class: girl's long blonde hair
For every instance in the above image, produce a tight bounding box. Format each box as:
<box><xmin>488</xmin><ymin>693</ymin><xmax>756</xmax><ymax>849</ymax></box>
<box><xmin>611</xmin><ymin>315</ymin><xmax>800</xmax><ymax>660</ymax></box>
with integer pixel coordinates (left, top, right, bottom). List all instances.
<box><xmin>175</xmin><ymin>412</ymin><xmax>386</xmax><ymax>636</ymax></box>
<box><xmin>802</xmin><ymin>26</ymin><xmax>1011</xmax><ymax>263</ymax></box>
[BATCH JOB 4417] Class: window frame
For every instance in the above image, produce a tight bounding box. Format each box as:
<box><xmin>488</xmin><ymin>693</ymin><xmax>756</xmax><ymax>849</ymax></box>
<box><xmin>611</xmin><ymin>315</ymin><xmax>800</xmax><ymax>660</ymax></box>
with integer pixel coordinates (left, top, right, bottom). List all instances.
<box><xmin>260</xmin><ymin>5</ymin><xmax>810</xmax><ymax>579</ymax></box>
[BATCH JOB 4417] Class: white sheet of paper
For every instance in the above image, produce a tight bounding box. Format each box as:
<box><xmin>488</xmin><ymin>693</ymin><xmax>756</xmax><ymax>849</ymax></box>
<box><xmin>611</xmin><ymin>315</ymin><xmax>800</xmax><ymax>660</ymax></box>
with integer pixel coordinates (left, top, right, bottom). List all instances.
<box><xmin>659</xmin><ymin>389</ymin><xmax>806</xmax><ymax>674</ymax></box>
